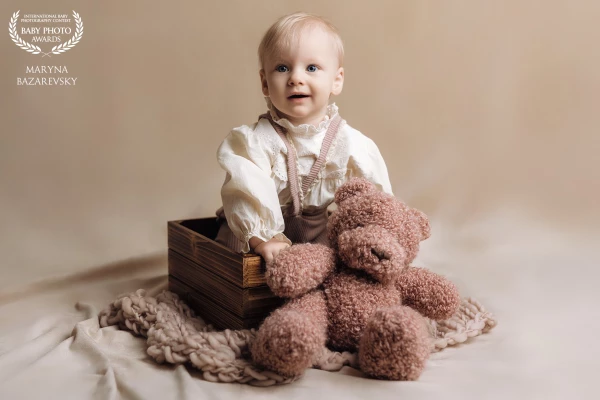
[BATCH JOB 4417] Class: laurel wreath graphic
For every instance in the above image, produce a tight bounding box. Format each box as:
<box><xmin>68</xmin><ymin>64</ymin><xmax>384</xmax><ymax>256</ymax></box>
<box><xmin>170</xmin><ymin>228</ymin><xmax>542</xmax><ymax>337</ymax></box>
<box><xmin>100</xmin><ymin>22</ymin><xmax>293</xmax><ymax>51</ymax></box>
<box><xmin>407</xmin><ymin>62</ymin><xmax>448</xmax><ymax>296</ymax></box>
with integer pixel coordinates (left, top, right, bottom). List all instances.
<box><xmin>51</xmin><ymin>11</ymin><xmax>83</xmax><ymax>54</ymax></box>
<box><xmin>8</xmin><ymin>11</ymin><xmax>41</xmax><ymax>54</ymax></box>
<box><xmin>8</xmin><ymin>10</ymin><xmax>83</xmax><ymax>56</ymax></box>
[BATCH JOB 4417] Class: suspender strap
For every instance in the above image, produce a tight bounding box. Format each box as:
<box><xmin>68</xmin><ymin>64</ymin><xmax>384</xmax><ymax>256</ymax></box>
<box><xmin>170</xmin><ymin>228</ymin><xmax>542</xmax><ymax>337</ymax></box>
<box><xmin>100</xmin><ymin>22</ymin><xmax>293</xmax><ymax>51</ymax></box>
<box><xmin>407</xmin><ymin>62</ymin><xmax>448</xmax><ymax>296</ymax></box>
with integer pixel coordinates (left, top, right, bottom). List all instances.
<box><xmin>302</xmin><ymin>115</ymin><xmax>342</xmax><ymax>194</ymax></box>
<box><xmin>258</xmin><ymin>112</ymin><xmax>343</xmax><ymax>217</ymax></box>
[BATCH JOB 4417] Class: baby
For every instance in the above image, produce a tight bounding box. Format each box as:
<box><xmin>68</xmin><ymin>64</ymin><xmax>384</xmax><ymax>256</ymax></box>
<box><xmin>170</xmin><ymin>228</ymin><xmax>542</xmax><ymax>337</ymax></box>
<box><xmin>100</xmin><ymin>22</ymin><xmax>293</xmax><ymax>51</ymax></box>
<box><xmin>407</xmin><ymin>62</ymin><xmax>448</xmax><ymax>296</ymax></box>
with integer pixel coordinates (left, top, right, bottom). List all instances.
<box><xmin>215</xmin><ymin>12</ymin><xmax>393</xmax><ymax>263</ymax></box>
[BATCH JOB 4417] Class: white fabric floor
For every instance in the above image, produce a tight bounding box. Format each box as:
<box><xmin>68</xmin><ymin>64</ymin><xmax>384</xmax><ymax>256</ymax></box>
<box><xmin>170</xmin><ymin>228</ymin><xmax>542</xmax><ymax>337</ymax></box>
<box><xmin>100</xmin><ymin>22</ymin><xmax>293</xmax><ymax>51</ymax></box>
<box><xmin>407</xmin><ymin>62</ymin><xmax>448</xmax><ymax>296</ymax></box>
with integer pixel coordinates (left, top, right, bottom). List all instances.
<box><xmin>1</xmin><ymin>207</ymin><xmax>597</xmax><ymax>400</ymax></box>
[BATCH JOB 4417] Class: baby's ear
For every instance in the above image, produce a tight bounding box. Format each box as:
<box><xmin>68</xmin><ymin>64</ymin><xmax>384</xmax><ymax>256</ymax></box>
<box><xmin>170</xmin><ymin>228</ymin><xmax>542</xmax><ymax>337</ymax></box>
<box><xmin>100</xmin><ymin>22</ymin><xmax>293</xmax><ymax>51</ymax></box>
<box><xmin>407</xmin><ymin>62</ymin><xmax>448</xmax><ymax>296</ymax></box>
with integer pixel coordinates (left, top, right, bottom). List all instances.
<box><xmin>259</xmin><ymin>69</ymin><xmax>269</xmax><ymax>96</ymax></box>
<box><xmin>334</xmin><ymin>177</ymin><xmax>375</xmax><ymax>205</ymax></box>
<box><xmin>331</xmin><ymin>67</ymin><xmax>344</xmax><ymax>96</ymax></box>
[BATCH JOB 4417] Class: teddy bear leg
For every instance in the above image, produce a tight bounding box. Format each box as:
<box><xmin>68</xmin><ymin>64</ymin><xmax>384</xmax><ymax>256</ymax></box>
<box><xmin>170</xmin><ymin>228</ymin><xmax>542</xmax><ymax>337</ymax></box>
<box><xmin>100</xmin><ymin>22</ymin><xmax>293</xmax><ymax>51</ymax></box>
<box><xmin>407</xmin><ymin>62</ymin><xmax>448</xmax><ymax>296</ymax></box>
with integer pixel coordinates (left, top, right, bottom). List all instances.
<box><xmin>250</xmin><ymin>290</ymin><xmax>328</xmax><ymax>378</ymax></box>
<box><xmin>358</xmin><ymin>305</ymin><xmax>430</xmax><ymax>380</ymax></box>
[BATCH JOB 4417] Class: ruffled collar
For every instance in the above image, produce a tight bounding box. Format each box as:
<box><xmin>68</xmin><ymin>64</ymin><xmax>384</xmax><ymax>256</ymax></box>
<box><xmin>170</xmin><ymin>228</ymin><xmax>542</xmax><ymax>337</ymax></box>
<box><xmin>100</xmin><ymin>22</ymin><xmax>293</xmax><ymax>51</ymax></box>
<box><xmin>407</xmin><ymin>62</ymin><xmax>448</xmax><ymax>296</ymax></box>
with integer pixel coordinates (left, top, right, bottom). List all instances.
<box><xmin>265</xmin><ymin>97</ymin><xmax>339</xmax><ymax>136</ymax></box>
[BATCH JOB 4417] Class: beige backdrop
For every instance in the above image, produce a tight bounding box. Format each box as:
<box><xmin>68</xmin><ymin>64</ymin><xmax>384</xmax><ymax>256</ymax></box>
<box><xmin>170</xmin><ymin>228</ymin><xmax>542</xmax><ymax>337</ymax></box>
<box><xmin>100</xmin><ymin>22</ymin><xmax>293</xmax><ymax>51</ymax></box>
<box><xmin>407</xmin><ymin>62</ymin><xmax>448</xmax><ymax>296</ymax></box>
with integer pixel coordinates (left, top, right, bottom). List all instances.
<box><xmin>0</xmin><ymin>1</ymin><xmax>599</xmax><ymax>398</ymax></box>
<box><xmin>1</xmin><ymin>0</ymin><xmax>598</xmax><ymax>288</ymax></box>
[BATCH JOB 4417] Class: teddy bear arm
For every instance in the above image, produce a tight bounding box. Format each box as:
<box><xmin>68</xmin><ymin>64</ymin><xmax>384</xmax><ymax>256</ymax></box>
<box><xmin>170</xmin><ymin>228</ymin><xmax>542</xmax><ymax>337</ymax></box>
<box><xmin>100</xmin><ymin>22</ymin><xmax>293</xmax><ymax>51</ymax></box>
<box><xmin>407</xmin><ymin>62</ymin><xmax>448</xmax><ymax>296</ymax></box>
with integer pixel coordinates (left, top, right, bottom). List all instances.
<box><xmin>396</xmin><ymin>267</ymin><xmax>461</xmax><ymax>321</ymax></box>
<box><xmin>266</xmin><ymin>243</ymin><xmax>337</xmax><ymax>298</ymax></box>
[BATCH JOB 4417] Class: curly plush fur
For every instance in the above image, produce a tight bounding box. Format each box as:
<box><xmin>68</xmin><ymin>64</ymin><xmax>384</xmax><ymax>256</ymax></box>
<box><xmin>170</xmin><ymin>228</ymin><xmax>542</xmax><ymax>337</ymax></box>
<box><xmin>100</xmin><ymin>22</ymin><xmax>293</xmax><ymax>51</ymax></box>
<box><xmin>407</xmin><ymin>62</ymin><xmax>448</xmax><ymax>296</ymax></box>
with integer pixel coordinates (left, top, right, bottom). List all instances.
<box><xmin>250</xmin><ymin>178</ymin><xmax>461</xmax><ymax>380</ymax></box>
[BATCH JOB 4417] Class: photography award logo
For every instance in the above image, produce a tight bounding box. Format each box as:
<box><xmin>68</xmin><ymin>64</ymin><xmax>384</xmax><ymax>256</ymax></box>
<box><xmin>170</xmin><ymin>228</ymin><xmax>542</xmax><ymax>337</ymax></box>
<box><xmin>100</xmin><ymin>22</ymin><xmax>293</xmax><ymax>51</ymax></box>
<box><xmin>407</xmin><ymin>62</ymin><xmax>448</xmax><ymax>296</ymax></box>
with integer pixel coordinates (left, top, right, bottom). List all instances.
<box><xmin>9</xmin><ymin>10</ymin><xmax>83</xmax><ymax>86</ymax></box>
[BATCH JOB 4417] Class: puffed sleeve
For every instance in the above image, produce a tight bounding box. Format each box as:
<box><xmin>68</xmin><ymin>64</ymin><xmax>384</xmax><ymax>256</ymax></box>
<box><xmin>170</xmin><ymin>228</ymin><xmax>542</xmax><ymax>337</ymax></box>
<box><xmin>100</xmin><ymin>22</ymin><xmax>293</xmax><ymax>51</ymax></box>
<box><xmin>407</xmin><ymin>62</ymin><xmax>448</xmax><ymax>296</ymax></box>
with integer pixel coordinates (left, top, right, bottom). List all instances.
<box><xmin>217</xmin><ymin>125</ymin><xmax>292</xmax><ymax>253</ymax></box>
<box><xmin>347</xmin><ymin>133</ymin><xmax>394</xmax><ymax>195</ymax></box>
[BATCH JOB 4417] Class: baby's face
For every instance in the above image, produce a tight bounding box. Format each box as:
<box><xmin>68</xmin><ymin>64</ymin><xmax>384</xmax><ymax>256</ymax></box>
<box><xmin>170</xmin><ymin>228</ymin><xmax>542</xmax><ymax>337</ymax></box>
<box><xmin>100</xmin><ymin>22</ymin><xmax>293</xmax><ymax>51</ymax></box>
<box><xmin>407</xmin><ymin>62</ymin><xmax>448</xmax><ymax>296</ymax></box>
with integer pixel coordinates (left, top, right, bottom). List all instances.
<box><xmin>260</xmin><ymin>26</ymin><xmax>344</xmax><ymax>127</ymax></box>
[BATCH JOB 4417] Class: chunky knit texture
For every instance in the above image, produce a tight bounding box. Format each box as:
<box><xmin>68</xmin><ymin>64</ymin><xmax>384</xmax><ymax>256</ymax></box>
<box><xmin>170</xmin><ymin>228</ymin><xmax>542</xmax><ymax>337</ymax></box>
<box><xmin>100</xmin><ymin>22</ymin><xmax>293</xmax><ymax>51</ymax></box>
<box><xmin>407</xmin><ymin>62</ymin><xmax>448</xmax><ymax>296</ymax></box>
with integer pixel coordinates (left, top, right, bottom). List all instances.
<box><xmin>98</xmin><ymin>289</ymin><xmax>497</xmax><ymax>386</ymax></box>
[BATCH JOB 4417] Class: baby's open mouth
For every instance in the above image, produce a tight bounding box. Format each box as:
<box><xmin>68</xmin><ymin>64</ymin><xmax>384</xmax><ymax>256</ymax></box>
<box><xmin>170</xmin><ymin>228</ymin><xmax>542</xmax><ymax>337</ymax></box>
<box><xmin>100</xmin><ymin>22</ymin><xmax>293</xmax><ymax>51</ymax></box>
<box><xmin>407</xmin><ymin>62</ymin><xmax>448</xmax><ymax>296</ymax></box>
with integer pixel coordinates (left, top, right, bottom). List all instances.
<box><xmin>288</xmin><ymin>94</ymin><xmax>310</xmax><ymax>99</ymax></box>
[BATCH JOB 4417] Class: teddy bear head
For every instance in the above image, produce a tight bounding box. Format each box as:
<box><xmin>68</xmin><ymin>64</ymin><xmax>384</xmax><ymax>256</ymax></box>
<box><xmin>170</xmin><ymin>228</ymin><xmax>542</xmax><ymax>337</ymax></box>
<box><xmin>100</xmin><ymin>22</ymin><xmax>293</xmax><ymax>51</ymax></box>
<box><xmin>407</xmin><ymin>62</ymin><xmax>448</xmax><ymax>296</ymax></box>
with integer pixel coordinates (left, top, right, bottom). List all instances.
<box><xmin>327</xmin><ymin>178</ymin><xmax>431</xmax><ymax>285</ymax></box>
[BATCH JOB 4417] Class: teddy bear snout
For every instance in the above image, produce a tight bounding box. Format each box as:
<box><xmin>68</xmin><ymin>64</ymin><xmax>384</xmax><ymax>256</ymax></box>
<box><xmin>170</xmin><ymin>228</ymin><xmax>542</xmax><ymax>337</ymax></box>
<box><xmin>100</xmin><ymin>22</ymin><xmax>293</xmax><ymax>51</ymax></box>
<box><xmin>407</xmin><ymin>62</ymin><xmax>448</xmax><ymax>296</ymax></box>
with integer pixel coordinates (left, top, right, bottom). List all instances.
<box><xmin>338</xmin><ymin>225</ymin><xmax>407</xmax><ymax>285</ymax></box>
<box><xmin>370</xmin><ymin>248</ymin><xmax>390</xmax><ymax>262</ymax></box>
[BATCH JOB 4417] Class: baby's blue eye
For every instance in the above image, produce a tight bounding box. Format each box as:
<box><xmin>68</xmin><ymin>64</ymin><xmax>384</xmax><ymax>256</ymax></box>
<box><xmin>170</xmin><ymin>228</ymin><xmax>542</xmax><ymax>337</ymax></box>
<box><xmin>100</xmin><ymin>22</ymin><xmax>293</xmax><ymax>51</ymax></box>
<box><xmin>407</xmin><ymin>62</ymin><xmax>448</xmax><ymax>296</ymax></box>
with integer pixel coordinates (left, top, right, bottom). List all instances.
<box><xmin>276</xmin><ymin>65</ymin><xmax>288</xmax><ymax>72</ymax></box>
<box><xmin>307</xmin><ymin>65</ymin><xmax>318</xmax><ymax>72</ymax></box>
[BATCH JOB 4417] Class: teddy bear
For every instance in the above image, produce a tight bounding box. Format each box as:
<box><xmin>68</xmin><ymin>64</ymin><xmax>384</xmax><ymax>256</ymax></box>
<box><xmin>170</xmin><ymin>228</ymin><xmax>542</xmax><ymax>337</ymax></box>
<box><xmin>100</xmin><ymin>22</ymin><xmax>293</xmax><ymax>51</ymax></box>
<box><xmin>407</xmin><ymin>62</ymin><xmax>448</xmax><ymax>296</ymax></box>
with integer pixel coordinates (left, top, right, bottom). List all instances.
<box><xmin>250</xmin><ymin>178</ymin><xmax>461</xmax><ymax>380</ymax></box>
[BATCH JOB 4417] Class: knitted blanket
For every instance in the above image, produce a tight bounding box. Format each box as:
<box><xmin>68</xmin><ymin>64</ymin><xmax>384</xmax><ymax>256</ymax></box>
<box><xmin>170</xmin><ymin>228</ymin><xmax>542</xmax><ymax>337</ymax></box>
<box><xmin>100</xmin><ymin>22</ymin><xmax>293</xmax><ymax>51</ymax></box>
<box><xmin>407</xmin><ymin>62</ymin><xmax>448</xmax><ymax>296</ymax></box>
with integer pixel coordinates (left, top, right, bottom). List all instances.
<box><xmin>98</xmin><ymin>289</ymin><xmax>497</xmax><ymax>386</ymax></box>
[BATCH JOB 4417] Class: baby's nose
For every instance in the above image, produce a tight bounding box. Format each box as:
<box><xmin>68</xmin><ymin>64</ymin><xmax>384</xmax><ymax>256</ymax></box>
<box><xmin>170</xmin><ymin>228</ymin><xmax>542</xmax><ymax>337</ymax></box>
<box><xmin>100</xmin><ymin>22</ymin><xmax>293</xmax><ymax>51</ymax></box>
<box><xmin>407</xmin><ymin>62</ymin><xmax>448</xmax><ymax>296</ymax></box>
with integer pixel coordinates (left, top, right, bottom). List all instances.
<box><xmin>288</xmin><ymin>69</ymin><xmax>305</xmax><ymax>85</ymax></box>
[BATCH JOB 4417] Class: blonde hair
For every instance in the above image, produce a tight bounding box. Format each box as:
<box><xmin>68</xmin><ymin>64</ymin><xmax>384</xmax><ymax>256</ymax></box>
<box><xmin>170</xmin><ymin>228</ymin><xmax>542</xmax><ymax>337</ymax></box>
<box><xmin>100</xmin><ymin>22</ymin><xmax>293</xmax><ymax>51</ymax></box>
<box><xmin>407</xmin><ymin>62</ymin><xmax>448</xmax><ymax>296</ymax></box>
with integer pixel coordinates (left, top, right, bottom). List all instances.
<box><xmin>258</xmin><ymin>12</ymin><xmax>344</xmax><ymax>70</ymax></box>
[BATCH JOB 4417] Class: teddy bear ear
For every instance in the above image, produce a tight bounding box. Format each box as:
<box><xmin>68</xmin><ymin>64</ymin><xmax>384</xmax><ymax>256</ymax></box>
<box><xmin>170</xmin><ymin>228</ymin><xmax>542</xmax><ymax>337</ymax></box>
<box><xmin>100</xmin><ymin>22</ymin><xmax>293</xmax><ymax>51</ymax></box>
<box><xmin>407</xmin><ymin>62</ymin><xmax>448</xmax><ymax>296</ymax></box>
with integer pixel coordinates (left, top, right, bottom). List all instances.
<box><xmin>410</xmin><ymin>208</ymin><xmax>431</xmax><ymax>241</ymax></box>
<box><xmin>334</xmin><ymin>177</ymin><xmax>376</xmax><ymax>205</ymax></box>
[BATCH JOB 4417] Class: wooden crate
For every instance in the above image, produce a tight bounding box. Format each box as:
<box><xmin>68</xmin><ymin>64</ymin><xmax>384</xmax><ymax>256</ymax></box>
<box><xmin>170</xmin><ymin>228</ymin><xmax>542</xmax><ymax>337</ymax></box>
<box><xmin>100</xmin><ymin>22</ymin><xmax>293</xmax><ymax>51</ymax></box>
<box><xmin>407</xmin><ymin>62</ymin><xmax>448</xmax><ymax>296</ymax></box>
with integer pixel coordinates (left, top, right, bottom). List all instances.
<box><xmin>167</xmin><ymin>218</ymin><xmax>283</xmax><ymax>330</ymax></box>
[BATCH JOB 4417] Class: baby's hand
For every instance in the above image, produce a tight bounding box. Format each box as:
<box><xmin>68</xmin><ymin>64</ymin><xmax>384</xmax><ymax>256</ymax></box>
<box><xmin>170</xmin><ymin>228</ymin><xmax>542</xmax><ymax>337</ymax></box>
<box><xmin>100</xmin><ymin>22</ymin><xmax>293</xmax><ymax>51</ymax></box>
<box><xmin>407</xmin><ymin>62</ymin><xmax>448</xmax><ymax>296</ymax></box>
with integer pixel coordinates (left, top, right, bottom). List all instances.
<box><xmin>253</xmin><ymin>238</ymin><xmax>291</xmax><ymax>264</ymax></box>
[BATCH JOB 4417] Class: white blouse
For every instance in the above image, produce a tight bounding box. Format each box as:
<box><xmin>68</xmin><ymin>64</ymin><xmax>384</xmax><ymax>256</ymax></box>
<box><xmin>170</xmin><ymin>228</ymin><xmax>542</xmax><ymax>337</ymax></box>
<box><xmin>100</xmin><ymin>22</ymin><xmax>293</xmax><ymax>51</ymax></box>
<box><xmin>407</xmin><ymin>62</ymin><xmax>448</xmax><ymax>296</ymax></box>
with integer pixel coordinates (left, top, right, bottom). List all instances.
<box><xmin>217</xmin><ymin>97</ymin><xmax>393</xmax><ymax>252</ymax></box>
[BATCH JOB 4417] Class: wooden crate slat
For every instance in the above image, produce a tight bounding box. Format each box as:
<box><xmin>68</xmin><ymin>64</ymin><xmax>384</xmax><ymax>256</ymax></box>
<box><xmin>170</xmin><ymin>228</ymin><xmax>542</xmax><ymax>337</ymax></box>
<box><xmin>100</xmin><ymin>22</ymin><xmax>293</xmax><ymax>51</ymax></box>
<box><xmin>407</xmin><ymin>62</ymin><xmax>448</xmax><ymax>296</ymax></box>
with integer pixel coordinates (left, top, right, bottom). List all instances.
<box><xmin>168</xmin><ymin>219</ymin><xmax>267</xmax><ymax>288</ymax></box>
<box><xmin>182</xmin><ymin>242</ymin><xmax>246</xmax><ymax>286</ymax></box>
<box><xmin>169</xmin><ymin>249</ymin><xmax>244</xmax><ymax>315</ymax></box>
<box><xmin>242</xmin><ymin>256</ymin><xmax>267</xmax><ymax>287</ymax></box>
<box><xmin>243</xmin><ymin>287</ymin><xmax>284</xmax><ymax>315</ymax></box>
<box><xmin>170</xmin><ymin>219</ymin><xmax>240</xmax><ymax>261</ymax></box>
<box><xmin>169</xmin><ymin>276</ymin><xmax>266</xmax><ymax>330</ymax></box>
<box><xmin>168</xmin><ymin>249</ymin><xmax>282</xmax><ymax>317</ymax></box>
<box><xmin>168</xmin><ymin>220</ymin><xmax>243</xmax><ymax>284</ymax></box>
<box><xmin>167</xmin><ymin>217</ymin><xmax>283</xmax><ymax>329</ymax></box>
